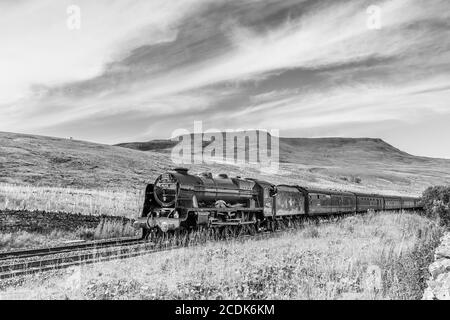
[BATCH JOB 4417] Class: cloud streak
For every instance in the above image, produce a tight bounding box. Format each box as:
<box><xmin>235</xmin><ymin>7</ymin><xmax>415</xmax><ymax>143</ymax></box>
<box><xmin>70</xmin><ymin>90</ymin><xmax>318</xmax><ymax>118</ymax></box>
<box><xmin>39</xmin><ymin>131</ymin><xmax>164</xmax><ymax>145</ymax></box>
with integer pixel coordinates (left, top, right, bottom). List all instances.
<box><xmin>0</xmin><ymin>0</ymin><xmax>449</xmax><ymax>157</ymax></box>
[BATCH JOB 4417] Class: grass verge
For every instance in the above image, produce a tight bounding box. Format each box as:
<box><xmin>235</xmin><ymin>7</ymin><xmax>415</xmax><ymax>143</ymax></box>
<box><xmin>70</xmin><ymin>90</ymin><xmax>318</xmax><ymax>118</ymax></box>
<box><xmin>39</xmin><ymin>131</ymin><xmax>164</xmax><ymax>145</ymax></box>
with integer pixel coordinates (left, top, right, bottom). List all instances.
<box><xmin>0</xmin><ymin>211</ymin><xmax>442</xmax><ymax>300</ymax></box>
<box><xmin>0</xmin><ymin>218</ymin><xmax>138</xmax><ymax>251</ymax></box>
<box><xmin>0</xmin><ymin>184</ymin><xmax>142</xmax><ymax>218</ymax></box>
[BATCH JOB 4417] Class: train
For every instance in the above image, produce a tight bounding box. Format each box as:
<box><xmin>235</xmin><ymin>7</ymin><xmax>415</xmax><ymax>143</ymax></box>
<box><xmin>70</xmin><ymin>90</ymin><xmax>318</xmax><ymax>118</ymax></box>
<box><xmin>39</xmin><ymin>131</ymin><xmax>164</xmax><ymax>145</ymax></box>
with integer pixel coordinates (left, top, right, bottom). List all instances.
<box><xmin>133</xmin><ymin>168</ymin><xmax>422</xmax><ymax>238</ymax></box>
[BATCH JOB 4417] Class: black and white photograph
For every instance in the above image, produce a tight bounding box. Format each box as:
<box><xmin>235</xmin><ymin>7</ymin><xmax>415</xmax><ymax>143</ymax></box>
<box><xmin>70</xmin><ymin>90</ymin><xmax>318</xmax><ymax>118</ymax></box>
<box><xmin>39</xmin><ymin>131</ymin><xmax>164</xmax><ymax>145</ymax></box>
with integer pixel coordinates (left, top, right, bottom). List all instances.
<box><xmin>0</xmin><ymin>0</ymin><xmax>450</xmax><ymax>308</ymax></box>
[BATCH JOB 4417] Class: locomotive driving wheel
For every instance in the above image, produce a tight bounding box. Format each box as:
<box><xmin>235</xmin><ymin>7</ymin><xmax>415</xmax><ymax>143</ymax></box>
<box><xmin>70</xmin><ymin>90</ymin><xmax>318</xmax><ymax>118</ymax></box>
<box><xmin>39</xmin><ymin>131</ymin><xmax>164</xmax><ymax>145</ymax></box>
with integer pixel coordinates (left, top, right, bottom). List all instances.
<box><xmin>147</xmin><ymin>228</ymin><xmax>161</xmax><ymax>244</ymax></box>
<box><xmin>208</xmin><ymin>227</ymin><xmax>218</xmax><ymax>240</ymax></box>
<box><xmin>222</xmin><ymin>226</ymin><xmax>234</xmax><ymax>240</ymax></box>
<box><xmin>142</xmin><ymin>229</ymin><xmax>150</xmax><ymax>240</ymax></box>
<box><xmin>236</xmin><ymin>225</ymin><xmax>245</xmax><ymax>237</ymax></box>
<box><xmin>247</xmin><ymin>223</ymin><xmax>257</xmax><ymax>236</ymax></box>
<box><xmin>192</xmin><ymin>226</ymin><xmax>206</xmax><ymax>244</ymax></box>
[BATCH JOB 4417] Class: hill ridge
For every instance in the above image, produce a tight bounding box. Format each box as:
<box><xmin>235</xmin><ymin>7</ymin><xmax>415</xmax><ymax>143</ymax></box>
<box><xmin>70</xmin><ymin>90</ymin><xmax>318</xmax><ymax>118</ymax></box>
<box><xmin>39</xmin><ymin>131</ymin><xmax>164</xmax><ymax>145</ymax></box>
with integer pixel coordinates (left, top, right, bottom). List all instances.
<box><xmin>115</xmin><ymin>133</ymin><xmax>417</xmax><ymax>161</ymax></box>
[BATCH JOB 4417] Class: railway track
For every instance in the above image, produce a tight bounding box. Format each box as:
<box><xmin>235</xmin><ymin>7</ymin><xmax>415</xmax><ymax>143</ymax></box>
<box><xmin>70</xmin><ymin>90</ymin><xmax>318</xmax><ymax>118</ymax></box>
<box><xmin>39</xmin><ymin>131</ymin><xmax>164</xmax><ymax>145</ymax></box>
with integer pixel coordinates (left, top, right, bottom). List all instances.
<box><xmin>0</xmin><ymin>236</ymin><xmax>142</xmax><ymax>261</ymax></box>
<box><xmin>0</xmin><ymin>235</ymin><xmax>178</xmax><ymax>279</ymax></box>
<box><xmin>0</xmin><ymin>231</ymin><xmax>287</xmax><ymax>280</ymax></box>
<box><xmin>0</xmin><ymin>214</ymin><xmax>345</xmax><ymax>281</ymax></box>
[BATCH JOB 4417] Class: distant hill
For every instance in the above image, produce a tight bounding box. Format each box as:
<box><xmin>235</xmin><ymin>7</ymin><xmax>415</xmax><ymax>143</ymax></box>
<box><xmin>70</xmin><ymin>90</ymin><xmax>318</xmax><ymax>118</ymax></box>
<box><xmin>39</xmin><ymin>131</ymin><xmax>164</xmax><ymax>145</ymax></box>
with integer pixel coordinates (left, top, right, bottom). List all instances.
<box><xmin>115</xmin><ymin>133</ymin><xmax>428</xmax><ymax>165</ymax></box>
<box><xmin>0</xmin><ymin>131</ymin><xmax>169</xmax><ymax>190</ymax></box>
<box><xmin>115</xmin><ymin>139</ymin><xmax>178</xmax><ymax>152</ymax></box>
<box><xmin>2</xmin><ymin>131</ymin><xmax>450</xmax><ymax>196</ymax></box>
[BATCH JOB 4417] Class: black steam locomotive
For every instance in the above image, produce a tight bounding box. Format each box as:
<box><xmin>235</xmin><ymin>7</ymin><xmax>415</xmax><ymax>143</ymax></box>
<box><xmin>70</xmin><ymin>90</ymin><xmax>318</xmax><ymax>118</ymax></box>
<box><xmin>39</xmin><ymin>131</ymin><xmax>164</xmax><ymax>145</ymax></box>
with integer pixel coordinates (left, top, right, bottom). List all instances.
<box><xmin>133</xmin><ymin>168</ymin><xmax>422</xmax><ymax>238</ymax></box>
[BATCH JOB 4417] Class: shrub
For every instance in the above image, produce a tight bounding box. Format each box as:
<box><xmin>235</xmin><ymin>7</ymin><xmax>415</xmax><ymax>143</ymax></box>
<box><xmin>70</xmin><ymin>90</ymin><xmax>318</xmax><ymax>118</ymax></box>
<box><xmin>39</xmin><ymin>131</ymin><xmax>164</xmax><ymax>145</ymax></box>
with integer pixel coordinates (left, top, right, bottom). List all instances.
<box><xmin>375</xmin><ymin>222</ymin><xmax>442</xmax><ymax>299</ymax></box>
<box><xmin>421</xmin><ymin>186</ymin><xmax>450</xmax><ymax>226</ymax></box>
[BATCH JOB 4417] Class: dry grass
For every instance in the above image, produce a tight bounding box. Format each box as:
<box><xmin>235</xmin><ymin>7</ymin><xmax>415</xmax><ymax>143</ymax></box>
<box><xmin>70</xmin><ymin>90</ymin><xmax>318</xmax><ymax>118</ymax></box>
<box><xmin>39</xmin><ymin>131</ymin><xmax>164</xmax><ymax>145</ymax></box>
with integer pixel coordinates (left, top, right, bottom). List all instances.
<box><xmin>0</xmin><ymin>230</ymin><xmax>77</xmax><ymax>250</ymax></box>
<box><xmin>0</xmin><ymin>184</ymin><xmax>141</xmax><ymax>250</ymax></box>
<box><xmin>0</xmin><ymin>212</ymin><xmax>442</xmax><ymax>300</ymax></box>
<box><xmin>0</xmin><ymin>184</ymin><xmax>143</xmax><ymax>218</ymax></box>
<box><xmin>0</xmin><ymin>219</ymin><xmax>139</xmax><ymax>251</ymax></box>
<box><xmin>76</xmin><ymin>218</ymin><xmax>138</xmax><ymax>241</ymax></box>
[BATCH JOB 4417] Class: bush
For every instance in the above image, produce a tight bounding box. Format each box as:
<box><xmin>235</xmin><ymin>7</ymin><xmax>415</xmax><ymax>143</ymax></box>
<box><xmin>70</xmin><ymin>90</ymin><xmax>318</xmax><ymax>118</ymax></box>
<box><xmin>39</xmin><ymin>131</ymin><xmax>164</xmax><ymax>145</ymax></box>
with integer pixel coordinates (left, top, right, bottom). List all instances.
<box><xmin>421</xmin><ymin>186</ymin><xmax>450</xmax><ymax>226</ymax></box>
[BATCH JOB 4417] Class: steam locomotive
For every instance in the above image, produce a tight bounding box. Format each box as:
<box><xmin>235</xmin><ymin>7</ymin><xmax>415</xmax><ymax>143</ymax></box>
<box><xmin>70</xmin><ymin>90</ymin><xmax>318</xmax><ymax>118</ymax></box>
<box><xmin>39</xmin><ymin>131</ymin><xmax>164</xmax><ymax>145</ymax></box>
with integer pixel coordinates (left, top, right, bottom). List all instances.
<box><xmin>133</xmin><ymin>168</ymin><xmax>422</xmax><ymax>238</ymax></box>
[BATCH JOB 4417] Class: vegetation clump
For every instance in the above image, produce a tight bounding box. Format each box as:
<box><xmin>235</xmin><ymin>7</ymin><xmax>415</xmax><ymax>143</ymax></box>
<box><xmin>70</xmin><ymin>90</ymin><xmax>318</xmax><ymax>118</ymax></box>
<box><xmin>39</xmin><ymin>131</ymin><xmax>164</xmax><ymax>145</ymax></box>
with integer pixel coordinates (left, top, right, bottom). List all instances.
<box><xmin>422</xmin><ymin>186</ymin><xmax>450</xmax><ymax>226</ymax></box>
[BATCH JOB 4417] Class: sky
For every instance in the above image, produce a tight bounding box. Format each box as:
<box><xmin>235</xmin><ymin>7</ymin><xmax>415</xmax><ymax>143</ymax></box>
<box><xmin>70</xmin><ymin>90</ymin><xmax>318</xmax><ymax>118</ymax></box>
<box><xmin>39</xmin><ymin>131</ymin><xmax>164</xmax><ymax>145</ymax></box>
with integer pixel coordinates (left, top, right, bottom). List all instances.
<box><xmin>0</xmin><ymin>0</ymin><xmax>449</xmax><ymax>158</ymax></box>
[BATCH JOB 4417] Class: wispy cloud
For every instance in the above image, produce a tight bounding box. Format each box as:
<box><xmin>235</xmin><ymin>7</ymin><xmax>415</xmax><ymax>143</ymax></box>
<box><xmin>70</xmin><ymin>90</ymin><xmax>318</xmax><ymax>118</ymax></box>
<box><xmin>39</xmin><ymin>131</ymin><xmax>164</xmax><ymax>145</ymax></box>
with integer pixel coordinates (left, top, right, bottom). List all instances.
<box><xmin>0</xmin><ymin>0</ymin><xmax>449</xmax><ymax>157</ymax></box>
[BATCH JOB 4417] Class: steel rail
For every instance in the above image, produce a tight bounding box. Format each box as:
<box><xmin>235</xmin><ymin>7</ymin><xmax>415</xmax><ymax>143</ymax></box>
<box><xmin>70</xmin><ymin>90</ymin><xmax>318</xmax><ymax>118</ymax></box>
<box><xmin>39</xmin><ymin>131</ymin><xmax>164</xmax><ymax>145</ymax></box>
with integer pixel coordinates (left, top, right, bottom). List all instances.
<box><xmin>0</xmin><ymin>212</ymin><xmax>371</xmax><ymax>280</ymax></box>
<box><xmin>0</xmin><ymin>229</ymin><xmax>291</xmax><ymax>280</ymax></box>
<box><xmin>0</xmin><ymin>236</ymin><xmax>142</xmax><ymax>261</ymax></box>
<box><xmin>0</xmin><ymin>240</ymin><xmax>158</xmax><ymax>279</ymax></box>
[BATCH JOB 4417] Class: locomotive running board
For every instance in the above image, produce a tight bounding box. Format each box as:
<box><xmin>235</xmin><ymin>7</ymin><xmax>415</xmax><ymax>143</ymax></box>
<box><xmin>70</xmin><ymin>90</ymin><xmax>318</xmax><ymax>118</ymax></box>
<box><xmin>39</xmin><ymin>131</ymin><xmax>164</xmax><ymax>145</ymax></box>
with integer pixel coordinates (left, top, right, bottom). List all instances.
<box><xmin>210</xmin><ymin>221</ymin><xmax>256</xmax><ymax>227</ymax></box>
<box><xmin>189</xmin><ymin>208</ymin><xmax>263</xmax><ymax>212</ymax></box>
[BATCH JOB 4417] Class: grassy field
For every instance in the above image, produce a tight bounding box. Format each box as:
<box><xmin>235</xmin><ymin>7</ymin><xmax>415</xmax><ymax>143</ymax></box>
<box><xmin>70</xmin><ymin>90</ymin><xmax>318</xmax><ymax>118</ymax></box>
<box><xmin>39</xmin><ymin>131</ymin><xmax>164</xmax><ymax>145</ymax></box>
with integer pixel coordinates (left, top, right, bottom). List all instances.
<box><xmin>0</xmin><ymin>212</ymin><xmax>442</xmax><ymax>300</ymax></box>
<box><xmin>0</xmin><ymin>230</ymin><xmax>77</xmax><ymax>251</ymax></box>
<box><xmin>0</xmin><ymin>184</ymin><xmax>143</xmax><ymax>218</ymax></box>
<box><xmin>0</xmin><ymin>183</ymin><xmax>141</xmax><ymax>250</ymax></box>
<box><xmin>0</xmin><ymin>218</ymin><xmax>138</xmax><ymax>251</ymax></box>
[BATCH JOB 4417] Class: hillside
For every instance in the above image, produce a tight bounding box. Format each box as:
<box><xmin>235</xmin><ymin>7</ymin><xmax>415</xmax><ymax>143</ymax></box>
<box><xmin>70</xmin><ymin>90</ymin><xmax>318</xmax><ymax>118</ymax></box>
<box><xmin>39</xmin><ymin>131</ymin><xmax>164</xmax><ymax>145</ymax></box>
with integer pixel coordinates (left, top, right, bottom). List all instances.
<box><xmin>0</xmin><ymin>132</ymin><xmax>167</xmax><ymax>190</ymax></box>
<box><xmin>116</xmin><ymin>134</ymin><xmax>424</xmax><ymax>164</ymax></box>
<box><xmin>115</xmin><ymin>139</ymin><xmax>178</xmax><ymax>153</ymax></box>
<box><xmin>2</xmin><ymin>131</ymin><xmax>450</xmax><ymax>196</ymax></box>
